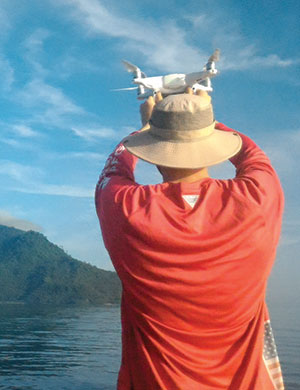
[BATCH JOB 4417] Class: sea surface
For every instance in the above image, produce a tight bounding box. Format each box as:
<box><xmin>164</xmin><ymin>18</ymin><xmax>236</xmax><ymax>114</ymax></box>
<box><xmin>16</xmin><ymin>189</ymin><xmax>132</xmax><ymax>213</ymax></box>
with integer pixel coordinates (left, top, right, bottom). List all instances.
<box><xmin>0</xmin><ymin>301</ymin><xmax>299</xmax><ymax>390</ymax></box>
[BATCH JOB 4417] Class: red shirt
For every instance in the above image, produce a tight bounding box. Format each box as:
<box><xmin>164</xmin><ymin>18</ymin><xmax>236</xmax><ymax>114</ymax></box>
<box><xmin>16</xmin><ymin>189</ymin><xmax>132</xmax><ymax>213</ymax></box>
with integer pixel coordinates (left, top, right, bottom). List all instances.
<box><xmin>95</xmin><ymin>123</ymin><xmax>285</xmax><ymax>390</ymax></box>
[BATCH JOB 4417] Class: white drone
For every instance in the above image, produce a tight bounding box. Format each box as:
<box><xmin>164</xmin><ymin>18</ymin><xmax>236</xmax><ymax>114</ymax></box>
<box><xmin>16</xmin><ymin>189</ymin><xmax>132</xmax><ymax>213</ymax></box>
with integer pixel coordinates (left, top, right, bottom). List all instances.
<box><xmin>114</xmin><ymin>49</ymin><xmax>220</xmax><ymax>99</ymax></box>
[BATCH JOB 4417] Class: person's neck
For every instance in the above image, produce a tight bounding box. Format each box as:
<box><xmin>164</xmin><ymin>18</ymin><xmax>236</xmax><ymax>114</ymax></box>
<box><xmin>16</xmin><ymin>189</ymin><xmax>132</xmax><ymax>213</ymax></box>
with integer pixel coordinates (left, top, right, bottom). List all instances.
<box><xmin>159</xmin><ymin>167</ymin><xmax>210</xmax><ymax>183</ymax></box>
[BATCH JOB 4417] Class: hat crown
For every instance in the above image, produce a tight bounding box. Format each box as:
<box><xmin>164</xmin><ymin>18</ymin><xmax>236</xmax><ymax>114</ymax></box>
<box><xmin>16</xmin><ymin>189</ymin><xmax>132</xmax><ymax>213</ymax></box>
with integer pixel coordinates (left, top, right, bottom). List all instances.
<box><xmin>122</xmin><ymin>92</ymin><xmax>242</xmax><ymax>169</ymax></box>
<box><xmin>155</xmin><ymin>93</ymin><xmax>211</xmax><ymax>112</ymax></box>
<box><xmin>150</xmin><ymin>94</ymin><xmax>214</xmax><ymax>132</ymax></box>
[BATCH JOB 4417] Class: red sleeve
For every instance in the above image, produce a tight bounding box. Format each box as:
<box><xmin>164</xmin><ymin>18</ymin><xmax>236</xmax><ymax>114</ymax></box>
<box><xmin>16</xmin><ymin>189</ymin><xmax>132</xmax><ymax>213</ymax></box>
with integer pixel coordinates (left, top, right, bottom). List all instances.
<box><xmin>95</xmin><ymin>134</ymin><xmax>151</xmax><ymax>249</ymax></box>
<box><xmin>95</xmin><ymin>142</ymin><xmax>137</xmax><ymax>193</ymax></box>
<box><xmin>215</xmin><ymin>122</ymin><xmax>284</xmax><ymax>232</ymax></box>
<box><xmin>216</xmin><ymin>122</ymin><xmax>275</xmax><ymax>178</ymax></box>
<box><xmin>95</xmin><ymin>136</ymin><xmax>138</xmax><ymax>205</ymax></box>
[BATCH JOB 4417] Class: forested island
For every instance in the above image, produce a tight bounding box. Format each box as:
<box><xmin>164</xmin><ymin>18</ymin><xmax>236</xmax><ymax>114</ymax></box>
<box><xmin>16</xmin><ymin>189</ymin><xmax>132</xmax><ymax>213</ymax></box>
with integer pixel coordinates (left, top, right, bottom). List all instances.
<box><xmin>0</xmin><ymin>225</ymin><xmax>121</xmax><ymax>305</ymax></box>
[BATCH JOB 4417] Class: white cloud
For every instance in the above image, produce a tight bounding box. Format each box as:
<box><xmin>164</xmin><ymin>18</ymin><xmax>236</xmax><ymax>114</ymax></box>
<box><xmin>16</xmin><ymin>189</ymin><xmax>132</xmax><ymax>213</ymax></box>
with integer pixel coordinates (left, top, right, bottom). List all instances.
<box><xmin>71</xmin><ymin>126</ymin><xmax>117</xmax><ymax>141</ymax></box>
<box><xmin>219</xmin><ymin>46</ymin><xmax>295</xmax><ymax>71</ymax></box>
<box><xmin>54</xmin><ymin>0</ymin><xmax>206</xmax><ymax>72</ymax></box>
<box><xmin>63</xmin><ymin>151</ymin><xmax>105</xmax><ymax>160</ymax></box>
<box><xmin>1</xmin><ymin>138</ymin><xmax>24</xmax><ymax>148</ymax></box>
<box><xmin>0</xmin><ymin>160</ymin><xmax>42</xmax><ymax>182</ymax></box>
<box><xmin>12</xmin><ymin>124</ymin><xmax>40</xmax><ymax>138</ymax></box>
<box><xmin>40</xmin><ymin>150</ymin><xmax>105</xmax><ymax>161</ymax></box>
<box><xmin>23</xmin><ymin>28</ymin><xmax>51</xmax><ymax>77</ymax></box>
<box><xmin>15</xmin><ymin>78</ymin><xmax>88</xmax><ymax>129</ymax></box>
<box><xmin>24</xmin><ymin>28</ymin><xmax>50</xmax><ymax>52</ymax></box>
<box><xmin>0</xmin><ymin>127</ymin><xmax>38</xmax><ymax>150</ymax></box>
<box><xmin>22</xmin><ymin>26</ymin><xmax>101</xmax><ymax>80</ymax></box>
<box><xmin>0</xmin><ymin>27</ymin><xmax>94</xmax><ymax>136</ymax></box>
<box><xmin>8</xmin><ymin>34</ymin><xmax>109</xmax><ymax>135</ymax></box>
<box><xmin>15</xmin><ymin>183</ymin><xmax>94</xmax><ymax>198</ymax></box>
<box><xmin>59</xmin><ymin>0</ymin><xmax>147</xmax><ymax>39</ymax></box>
<box><xmin>54</xmin><ymin>0</ymin><xmax>298</xmax><ymax>73</ymax></box>
<box><xmin>0</xmin><ymin>159</ymin><xmax>93</xmax><ymax>197</ymax></box>
<box><xmin>19</xmin><ymin>79</ymin><xmax>84</xmax><ymax>114</ymax></box>
<box><xmin>0</xmin><ymin>209</ymin><xmax>42</xmax><ymax>232</ymax></box>
<box><xmin>0</xmin><ymin>120</ymin><xmax>40</xmax><ymax>146</ymax></box>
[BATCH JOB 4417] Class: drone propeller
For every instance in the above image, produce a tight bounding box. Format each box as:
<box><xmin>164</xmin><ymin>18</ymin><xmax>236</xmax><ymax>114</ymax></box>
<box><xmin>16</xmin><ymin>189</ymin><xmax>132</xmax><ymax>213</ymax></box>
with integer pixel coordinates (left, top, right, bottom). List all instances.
<box><xmin>122</xmin><ymin>60</ymin><xmax>139</xmax><ymax>73</ymax></box>
<box><xmin>122</xmin><ymin>60</ymin><xmax>147</xmax><ymax>78</ymax></box>
<box><xmin>208</xmin><ymin>49</ymin><xmax>220</xmax><ymax>63</ymax></box>
<box><xmin>202</xmin><ymin>49</ymin><xmax>220</xmax><ymax>73</ymax></box>
<box><xmin>111</xmin><ymin>87</ymin><xmax>139</xmax><ymax>91</ymax></box>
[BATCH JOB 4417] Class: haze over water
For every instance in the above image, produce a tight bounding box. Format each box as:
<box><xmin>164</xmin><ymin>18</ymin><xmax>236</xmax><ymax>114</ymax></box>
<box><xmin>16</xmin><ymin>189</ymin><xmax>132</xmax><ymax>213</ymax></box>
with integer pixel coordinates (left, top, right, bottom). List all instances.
<box><xmin>0</xmin><ymin>301</ymin><xmax>299</xmax><ymax>390</ymax></box>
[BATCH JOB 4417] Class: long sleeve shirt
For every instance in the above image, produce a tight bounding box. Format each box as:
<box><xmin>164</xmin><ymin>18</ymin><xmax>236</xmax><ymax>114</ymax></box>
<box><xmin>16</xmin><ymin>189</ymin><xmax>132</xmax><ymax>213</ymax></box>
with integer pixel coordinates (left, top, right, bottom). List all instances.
<box><xmin>95</xmin><ymin>123</ymin><xmax>285</xmax><ymax>390</ymax></box>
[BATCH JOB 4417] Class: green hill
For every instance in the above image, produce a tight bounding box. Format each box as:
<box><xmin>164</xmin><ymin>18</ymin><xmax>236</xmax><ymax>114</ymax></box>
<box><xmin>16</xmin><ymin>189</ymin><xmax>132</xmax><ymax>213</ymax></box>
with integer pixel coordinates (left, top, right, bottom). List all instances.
<box><xmin>0</xmin><ymin>225</ymin><xmax>121</xmax><ymax>305</ymax></box>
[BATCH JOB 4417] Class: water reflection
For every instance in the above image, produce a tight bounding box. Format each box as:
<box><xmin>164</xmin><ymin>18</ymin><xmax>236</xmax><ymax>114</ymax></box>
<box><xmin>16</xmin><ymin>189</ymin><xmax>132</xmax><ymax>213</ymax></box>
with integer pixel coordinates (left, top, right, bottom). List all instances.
<box><xmin>0</xmin><ymin>304</ymin><xmax>121</xmax><ymax>389</ymax></box>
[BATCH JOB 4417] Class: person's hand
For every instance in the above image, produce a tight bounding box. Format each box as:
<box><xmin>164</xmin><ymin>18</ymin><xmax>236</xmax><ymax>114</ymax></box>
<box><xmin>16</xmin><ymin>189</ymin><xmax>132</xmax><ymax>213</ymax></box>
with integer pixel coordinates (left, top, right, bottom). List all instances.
<box><xmin>139</xmin><ymin>92</ymin><xmax>163</xmax><ymax>130</ymax></box>
<box><xmin>139</xmin><ymin>89</ymin><xmax>211</xmax><ymax>131</ymax></box>
<box><xmin>185</xmin><ymin>87</ymin><xmax>211</xmax><ymax>104</ymax></box>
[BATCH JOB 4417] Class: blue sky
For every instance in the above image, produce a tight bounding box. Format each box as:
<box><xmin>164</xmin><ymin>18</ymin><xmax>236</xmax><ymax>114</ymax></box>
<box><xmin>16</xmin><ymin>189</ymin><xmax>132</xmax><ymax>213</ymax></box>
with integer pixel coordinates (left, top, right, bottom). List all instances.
<box><xmin>0</xmin><ymin>0</ymin><xmax>299</xmax><ymax>299</ymax></box>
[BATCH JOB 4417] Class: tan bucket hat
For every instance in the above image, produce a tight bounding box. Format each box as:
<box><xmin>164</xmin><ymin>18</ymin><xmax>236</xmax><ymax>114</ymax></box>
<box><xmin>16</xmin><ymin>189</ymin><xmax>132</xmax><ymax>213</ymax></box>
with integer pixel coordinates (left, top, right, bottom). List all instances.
<box><xmin>123</xmin><ymin>94</ymin><xmax>242</xmax><ymax>168</ymax></box>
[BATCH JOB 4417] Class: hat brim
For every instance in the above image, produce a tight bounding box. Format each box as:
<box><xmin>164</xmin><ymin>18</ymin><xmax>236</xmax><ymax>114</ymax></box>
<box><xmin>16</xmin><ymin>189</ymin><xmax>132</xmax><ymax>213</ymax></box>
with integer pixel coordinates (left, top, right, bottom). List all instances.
<box><xmin>123</xmin><ymin>125</ymin><xmax>242</xmax><ymax>169</ymax></box>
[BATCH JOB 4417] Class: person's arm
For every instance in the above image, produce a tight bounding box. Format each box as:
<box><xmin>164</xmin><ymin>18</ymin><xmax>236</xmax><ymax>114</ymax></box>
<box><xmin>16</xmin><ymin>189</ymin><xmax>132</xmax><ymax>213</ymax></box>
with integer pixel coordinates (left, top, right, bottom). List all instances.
<box><xmin>215</xmin><ymin>122</ymin><xmax>273</xmax><ymax>177</ymax></box>
<box><xmin>95</xmin><ymin>94</ymin><xmax>162</xmax><ymax>207</ymax></box>
<box><xmin>95</xmin><ymin>94</ymin><xmax>164</xmax><ymax>245</ymax></box>
<box><xmin>215</xmin><ymin>122</ymin><xmax>284</xmax><ymax>215</ymax></box>
<box><xmin>94</xmin><ymin>134</ymin><xmax>142</xmax><ymax>252</ymax></box>
<box><xmin>96</xmin><ymin>141</ymin><xmax>137</xmax><ymax>191</ymax></box>
<box><xmin>95</xmin><ymin>136</ymin><xmax>139</xmax><ymax>217</ymax></box>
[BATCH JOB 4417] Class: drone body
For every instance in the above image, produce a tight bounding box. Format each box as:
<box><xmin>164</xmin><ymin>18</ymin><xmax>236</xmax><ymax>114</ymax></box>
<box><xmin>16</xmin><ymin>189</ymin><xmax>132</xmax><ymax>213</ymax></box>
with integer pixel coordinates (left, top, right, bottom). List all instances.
<box><xmin>117</xmin><ymin>49</ymin><xmax>220</xmax><ymax>99</ymax></box>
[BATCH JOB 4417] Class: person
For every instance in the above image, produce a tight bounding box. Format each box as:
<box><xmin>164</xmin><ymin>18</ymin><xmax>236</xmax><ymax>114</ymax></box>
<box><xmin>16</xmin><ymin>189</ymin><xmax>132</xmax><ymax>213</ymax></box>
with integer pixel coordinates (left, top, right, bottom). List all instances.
<box><xmin>95</xmin><ymin>88</ymin><xmax>285</xmax><ymax>390</ymax></box>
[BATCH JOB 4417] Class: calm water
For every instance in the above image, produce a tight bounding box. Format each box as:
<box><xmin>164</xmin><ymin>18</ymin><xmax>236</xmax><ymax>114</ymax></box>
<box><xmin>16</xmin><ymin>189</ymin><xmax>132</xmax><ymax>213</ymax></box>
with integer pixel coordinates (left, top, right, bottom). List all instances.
<box><xmin>0</xmin><ymin>302</ymin><xmax>299</xmax><ymax>390</ymax></box>
<box><xmin>0</xmin><ymin>305</ymin><xmax>121</xmax><ymax>390</ymax></box>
